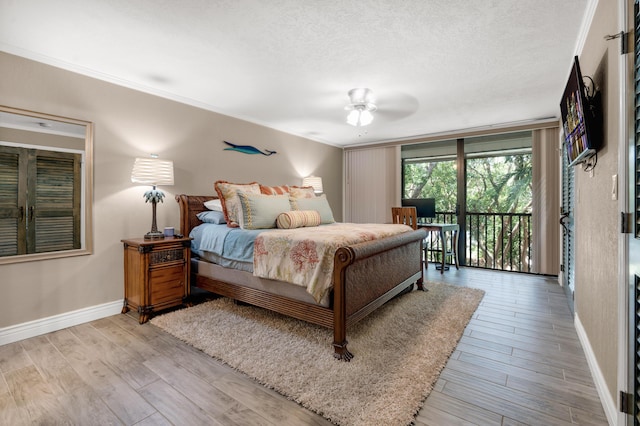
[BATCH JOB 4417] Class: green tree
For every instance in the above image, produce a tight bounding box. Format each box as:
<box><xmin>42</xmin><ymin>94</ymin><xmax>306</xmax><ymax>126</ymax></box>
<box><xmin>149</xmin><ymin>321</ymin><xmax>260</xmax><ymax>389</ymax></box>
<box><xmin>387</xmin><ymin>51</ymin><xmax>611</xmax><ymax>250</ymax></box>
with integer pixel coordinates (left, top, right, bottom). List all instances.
<box><xmin>403</xmin><ymin>160</ymin><xmax>457</xmax><ymax>212</ymax></box>
<box><xmin>466</xmin><ymin>154</ymin><xmax>532</xmax><ymax>213</ymax></box>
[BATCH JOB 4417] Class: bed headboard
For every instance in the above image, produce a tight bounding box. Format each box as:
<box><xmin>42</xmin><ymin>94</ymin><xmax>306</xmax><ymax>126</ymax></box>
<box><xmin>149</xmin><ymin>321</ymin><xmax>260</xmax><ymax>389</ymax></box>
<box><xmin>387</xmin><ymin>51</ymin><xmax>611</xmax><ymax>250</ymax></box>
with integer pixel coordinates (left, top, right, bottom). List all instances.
<box><xmin>175</xmin><ymin>194</ymin><xmax>218</xmax><ymax>236</ymax></box>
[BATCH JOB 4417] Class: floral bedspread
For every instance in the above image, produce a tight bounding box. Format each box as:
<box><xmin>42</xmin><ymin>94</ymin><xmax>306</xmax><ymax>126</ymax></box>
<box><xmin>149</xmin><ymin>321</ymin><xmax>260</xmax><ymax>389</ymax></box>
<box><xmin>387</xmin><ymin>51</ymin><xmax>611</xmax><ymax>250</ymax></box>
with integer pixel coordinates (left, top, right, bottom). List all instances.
<box><xmin>253</xmin><ymin>223</ymin><xmax>412</xmax><ymax>303</ymax></box>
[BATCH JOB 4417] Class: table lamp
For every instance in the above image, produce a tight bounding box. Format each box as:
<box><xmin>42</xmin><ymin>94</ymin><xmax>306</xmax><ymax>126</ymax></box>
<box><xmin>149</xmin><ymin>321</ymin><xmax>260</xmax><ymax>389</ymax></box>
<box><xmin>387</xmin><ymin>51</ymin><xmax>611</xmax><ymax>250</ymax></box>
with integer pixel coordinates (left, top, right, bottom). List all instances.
<box><xmin>131</xmin><ymin>155</ymin><xmax>174</xmax><ymax>239</ymax></box>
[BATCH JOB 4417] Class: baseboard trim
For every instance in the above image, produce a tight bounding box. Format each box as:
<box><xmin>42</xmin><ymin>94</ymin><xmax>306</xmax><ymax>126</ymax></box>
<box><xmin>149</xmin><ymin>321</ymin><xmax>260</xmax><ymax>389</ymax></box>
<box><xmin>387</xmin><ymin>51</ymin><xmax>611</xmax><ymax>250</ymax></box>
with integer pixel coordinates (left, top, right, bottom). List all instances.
<box><xmin>574</xmin><ymin>312</ymin><xmax>618</xmax><ymax>425</ymax></box>
<box><xmin>0</xmin><ymin>300</ymin><xmax>124</xmax><ymax>346</ymax></box>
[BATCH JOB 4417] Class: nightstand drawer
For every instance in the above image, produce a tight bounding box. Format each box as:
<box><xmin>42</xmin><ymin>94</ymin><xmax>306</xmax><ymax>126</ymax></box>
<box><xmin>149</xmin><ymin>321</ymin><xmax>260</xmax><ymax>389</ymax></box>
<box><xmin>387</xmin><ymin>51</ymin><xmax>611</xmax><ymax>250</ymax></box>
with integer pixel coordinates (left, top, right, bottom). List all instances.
<box><xmin>150</xmin><ymin>265</ymin><xmax>186</xmax><ymax>305</ymax></box>
<box><xmin>150</xmin><ymin>248</ymin><xmax>184</xmax><ymax>265</ymax></box>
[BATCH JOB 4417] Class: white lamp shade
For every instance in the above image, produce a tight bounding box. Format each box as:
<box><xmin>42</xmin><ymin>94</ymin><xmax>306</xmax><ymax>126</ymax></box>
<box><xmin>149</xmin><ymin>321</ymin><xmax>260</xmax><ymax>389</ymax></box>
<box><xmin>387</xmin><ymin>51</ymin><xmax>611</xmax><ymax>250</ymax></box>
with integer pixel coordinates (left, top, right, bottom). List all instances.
<box><xmin>302</xmin><ymin>176</ymin><xmax>323</xmax><ymax>194</ymax></box>
<box><xmin>358</xmin><ymin>109</ymin><xmax>374</xmax><ymax>126</ymax></box>
<box><xmin>346</xmin><ymin>107</ymin><xmax>374</xmax><ymax>127</ymax></box>
<box><xmin>131</xmin><ymin>158</ymin><xmax>174</xmax><ymax>186</ymax></box>
<box><xmin>346</xmin><ymin>110</ymin><xmax>360</xmax><ymax>126</ymax></box>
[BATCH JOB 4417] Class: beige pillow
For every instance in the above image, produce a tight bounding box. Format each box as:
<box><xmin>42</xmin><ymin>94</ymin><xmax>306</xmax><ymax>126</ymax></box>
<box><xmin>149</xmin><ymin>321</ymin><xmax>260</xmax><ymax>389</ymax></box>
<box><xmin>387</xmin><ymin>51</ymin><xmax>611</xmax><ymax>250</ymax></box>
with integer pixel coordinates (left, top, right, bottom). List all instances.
<box><xmin>289</xmin><ymin>186</ymin><xmax>315</xmax><ymax>198</ymax></box>
<box><xmin>214</xmin><ymin>180</ymin><xmax>261</xmax><ymax>227</ymax></box>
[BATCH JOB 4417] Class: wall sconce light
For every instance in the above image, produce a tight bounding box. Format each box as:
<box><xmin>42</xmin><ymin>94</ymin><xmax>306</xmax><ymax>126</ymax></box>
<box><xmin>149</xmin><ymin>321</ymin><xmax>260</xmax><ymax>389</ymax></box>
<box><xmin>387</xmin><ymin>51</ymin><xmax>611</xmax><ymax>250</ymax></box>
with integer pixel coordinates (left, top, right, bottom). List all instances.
<box><xmin>345</xmin><ymin>88</ymin><xmax>377</xmax><ymax>127</ymax></box>
<box><xmin>131</xmin><ymin>155</ymin><xmax>174</xmax><ymax>239</ymax></box>
<box><xmin>302</xmin><ymin>175</ymin><xmax>323</xmax><ymax>194</ymax></box>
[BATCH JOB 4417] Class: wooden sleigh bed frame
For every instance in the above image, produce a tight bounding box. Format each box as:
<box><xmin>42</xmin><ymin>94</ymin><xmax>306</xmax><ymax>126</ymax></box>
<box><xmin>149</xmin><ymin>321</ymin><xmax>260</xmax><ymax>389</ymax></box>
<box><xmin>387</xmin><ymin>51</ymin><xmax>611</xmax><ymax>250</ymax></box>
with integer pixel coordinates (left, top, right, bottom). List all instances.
<box><xmin>177</xmin><ymin>194</ymin><xmax>426</xmax><ymax>361</ymax></box>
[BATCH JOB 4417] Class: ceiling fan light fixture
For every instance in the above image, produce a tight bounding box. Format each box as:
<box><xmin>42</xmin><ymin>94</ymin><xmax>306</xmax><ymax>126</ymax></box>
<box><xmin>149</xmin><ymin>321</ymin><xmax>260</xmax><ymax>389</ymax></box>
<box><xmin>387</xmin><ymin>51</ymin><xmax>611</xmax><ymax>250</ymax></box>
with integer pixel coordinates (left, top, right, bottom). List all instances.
<box><xmin>347</xmin><ymin>107</ymin><xmax>374</xmax><ymax>126</ymax></box>
<box><xmin>346</xmin><ymin>108</ymin><xmax>360</xmax><ymax>126</ymax></box>
<box><xmin>345</xmin><ymin>88</ymin><xmax>376</xmax><ymax>127</ymax></box>
<box><xmin>358</xmin><ymin>109</ymin><xmax>373</xmax><ymax>126</ymax></box>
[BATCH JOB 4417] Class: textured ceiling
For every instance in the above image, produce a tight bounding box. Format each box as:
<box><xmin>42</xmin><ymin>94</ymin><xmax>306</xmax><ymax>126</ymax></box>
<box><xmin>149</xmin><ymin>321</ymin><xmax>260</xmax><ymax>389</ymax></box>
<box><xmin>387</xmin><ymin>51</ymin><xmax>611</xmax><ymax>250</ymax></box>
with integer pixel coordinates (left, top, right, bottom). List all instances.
<box><xmin>0</xmin><ymin>0</ymin><xmax>591</xmax><ymax>147</ymax></box>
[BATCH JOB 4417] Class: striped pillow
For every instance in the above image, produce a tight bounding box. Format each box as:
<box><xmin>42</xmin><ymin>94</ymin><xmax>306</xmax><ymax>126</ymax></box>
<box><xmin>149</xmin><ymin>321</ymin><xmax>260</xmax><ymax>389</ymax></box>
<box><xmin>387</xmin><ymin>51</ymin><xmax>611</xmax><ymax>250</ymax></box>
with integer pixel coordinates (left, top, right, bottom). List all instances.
<box><xmin>276</xmin><ymin>210</ymin><xmax>321</xmax><ymax>229</ymax></box>
<box><xmin>260</xmin><ymin>184</ymin><xmax>290</xmax><ymax>195</ymax></box>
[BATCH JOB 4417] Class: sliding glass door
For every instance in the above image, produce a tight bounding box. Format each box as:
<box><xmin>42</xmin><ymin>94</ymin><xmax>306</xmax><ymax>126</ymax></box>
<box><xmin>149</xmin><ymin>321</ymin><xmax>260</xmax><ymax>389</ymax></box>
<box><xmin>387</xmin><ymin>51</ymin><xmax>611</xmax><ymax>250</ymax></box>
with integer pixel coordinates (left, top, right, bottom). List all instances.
<box><xmin>402</xmin><ymin>131</ymin><xmax>535</xmax><ymax>272</ymax></box>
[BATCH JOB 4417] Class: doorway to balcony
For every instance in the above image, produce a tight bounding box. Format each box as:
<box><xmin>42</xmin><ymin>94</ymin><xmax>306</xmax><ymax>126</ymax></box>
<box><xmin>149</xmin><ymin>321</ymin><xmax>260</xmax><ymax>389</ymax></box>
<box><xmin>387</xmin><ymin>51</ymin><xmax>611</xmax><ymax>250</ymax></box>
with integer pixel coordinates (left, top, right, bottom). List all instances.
<box><xmin>402</xmin><ymin>129</ymin><xmax>559</xmax><ymax>275</ymax></box>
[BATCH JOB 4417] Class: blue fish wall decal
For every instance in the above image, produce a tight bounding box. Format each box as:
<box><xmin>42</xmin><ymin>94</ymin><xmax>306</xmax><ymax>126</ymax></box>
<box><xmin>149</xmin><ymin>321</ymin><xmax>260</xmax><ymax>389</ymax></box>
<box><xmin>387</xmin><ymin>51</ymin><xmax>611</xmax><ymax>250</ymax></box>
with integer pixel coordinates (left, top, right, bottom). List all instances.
<box><xmin>223</xmin><ymin>141</ymin><xmax>277</xmax><ymax>156</ymax></box>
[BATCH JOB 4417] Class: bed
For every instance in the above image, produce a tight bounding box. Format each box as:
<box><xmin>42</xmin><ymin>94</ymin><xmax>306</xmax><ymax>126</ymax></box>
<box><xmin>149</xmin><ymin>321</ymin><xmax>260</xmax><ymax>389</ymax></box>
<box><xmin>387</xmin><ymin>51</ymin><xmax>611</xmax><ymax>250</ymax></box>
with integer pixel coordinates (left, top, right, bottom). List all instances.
<box><xmin>176</xmin><ymin>194</ymin><xmax>426</xmax><ymax>361</ymax></box>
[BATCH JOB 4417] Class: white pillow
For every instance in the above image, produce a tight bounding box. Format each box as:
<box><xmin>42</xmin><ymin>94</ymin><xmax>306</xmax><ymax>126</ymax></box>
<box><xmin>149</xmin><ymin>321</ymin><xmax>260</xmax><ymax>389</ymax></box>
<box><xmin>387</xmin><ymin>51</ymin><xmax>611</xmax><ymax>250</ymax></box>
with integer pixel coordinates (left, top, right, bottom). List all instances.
<box><xmin>204</xmin><ymin>199</ymin><xmax>223</xmax><ymax>211</ymax></box>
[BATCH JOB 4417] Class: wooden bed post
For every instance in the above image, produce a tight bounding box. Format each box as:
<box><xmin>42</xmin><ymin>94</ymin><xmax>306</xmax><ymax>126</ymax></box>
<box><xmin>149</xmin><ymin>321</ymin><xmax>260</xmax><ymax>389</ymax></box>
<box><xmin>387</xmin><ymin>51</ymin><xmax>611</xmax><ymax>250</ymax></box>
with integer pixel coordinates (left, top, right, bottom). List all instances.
<box><xmin>332</xmin><ymin>247</ymin><xmax>354</xmax><ymax>361</ymax></box>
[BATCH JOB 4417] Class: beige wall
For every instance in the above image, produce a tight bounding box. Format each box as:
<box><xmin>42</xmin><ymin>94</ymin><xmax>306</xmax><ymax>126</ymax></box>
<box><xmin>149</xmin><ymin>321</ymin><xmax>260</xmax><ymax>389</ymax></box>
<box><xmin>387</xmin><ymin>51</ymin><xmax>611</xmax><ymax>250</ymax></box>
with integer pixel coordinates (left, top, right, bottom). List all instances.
<box><xmin>0</xmin><ymin>52</ymin><xmax>343</xmax><ymax>328</ymax></box>
<box><xmin>573</xmin><ymin>0</ymin><xmax>620</xmax><ymax>400</ymax></box>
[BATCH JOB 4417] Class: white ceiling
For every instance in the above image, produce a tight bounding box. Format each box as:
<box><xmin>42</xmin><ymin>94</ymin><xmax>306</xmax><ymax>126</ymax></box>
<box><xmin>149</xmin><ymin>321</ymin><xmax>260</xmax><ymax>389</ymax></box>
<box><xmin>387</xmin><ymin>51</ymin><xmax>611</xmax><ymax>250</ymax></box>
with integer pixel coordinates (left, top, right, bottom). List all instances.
<box><xmin>0</xmin><ymin>0</ymin><xmax>592</xmax><ymax>147</ymax></box>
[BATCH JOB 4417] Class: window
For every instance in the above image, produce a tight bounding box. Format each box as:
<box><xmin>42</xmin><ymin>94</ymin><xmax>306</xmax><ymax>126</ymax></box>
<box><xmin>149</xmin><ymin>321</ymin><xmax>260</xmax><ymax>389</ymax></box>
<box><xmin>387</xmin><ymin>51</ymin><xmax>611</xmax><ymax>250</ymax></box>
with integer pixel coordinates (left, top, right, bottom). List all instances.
<box><xmin>403</xmin><ymin>157</ymin><xmax>457</xmax><ymax>214</ymax></box>
<box><xmin>402</xmin><ymin>139</ymin><xmax>458</xmax><ymax>220</ymax></box>
<box><xmin>0</xmin><ymin>145</ymin><xmax>82</xmax><ymax>256</ymax></box>
<box><xmin>466</xmin><ymin>153</ymin><xmax>532</xmax><ymax>214</ymax></box>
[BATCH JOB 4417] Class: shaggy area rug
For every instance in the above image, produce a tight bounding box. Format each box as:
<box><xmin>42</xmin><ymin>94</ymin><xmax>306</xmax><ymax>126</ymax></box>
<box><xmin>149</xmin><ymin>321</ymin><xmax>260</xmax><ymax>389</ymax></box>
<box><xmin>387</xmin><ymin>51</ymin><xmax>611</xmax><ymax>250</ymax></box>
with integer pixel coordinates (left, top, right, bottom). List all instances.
<box><xmin>151</xmin><ymin>282</ymin><xmax>484</xmax><ymax>426</ymax></box>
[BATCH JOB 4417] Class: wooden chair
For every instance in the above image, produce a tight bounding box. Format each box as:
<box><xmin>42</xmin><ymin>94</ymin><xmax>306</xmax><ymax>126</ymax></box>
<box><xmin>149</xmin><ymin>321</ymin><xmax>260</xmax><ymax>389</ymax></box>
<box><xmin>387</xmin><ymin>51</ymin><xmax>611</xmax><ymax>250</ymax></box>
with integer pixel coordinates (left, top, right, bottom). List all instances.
<box><xmin>392</xmin><ymin>206</ymin><xmax>426</xmax><ymax>267</ymax></box>
<box><xmin>391</xmin><ymin>207</ymin><xmax>418</xmax><ymax>229</ymax></box>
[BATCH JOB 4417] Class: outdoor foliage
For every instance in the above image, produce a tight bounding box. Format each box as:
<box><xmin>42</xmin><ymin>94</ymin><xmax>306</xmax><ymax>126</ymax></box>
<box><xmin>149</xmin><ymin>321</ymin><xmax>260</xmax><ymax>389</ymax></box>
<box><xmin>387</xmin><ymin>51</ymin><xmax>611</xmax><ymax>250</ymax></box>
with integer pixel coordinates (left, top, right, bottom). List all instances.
<box><xmin>404</xmin><ymin>161</ymin><xmax>457</xmax><ymax>212</ymax></box>
<box><xmin>404</xmin><ymin>154</ymin><xmax>532</xmax><ymax>214</ymax></box>
<box><xmin>403</xmin><ymin>153</ymin><xmax>533</xmax><ymax>272</ymax></box>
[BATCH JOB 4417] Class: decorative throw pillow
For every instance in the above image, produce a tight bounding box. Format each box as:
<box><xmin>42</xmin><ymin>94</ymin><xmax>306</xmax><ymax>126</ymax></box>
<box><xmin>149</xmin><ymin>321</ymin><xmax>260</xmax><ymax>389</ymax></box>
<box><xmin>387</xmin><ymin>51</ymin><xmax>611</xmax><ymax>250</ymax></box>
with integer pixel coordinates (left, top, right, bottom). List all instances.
<box><xmin>289</xmin><ymin>186</ymin><xmax>316</xmax><ymax>198</ymax></box>
<box><xmin>196</xmin><ymin>210</ymin><xmax>226</xmax><ymax>224</ymax></box>
<box><xmin>237</xmin><ymin>192</ymin><xmax>291</xmax><ymax>229</ymax></box>
<box><xmin>276</xmin><ymin>210</ymin><xmax>321</xmax><ymax>229</ymax></box>
<box><xmin>290</xmin><ymin>194</ymin><xmax>335</xmax><ymax>224</ymax></box>
<box><xmin>214</xmin><ymin>180</ymin><xmax>261</xmax><ymax>227</ymax></box>
<box><xmin>204</xmin><ymin>199</ymin><xmax>223</xmax><ymax>211</ymax></box>
<box><xmin>260</xmin><ymin>184</ymin><xmax>290</xmax><ymax>195</ymax></box>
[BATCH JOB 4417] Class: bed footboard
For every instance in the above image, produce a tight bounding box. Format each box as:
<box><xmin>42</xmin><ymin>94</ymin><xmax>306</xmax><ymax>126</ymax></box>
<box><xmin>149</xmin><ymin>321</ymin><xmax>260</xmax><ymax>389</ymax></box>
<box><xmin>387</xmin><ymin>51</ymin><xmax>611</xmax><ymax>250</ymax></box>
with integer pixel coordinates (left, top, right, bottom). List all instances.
<box><xmin>332</xmin><ymin>229</ymin><xmax>425</xmax><ymax>360</ymax></box>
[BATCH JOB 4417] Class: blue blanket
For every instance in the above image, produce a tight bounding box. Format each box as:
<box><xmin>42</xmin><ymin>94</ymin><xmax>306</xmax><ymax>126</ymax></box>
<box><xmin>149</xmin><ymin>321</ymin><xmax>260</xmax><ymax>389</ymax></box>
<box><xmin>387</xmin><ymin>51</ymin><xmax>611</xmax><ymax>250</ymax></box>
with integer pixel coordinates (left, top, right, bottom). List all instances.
<box><xmin>189</xmin><ymin>223</ymin><xmax>262</xmax><ymax>263</ymax></box>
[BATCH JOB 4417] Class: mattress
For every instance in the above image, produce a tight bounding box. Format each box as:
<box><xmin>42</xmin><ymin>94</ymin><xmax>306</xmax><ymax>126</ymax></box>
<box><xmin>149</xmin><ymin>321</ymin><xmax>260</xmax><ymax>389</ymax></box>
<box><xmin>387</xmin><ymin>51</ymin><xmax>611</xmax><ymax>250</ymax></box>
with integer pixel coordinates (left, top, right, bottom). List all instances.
<box><xmin>191</xmin><ymin>258</ymin><xmax>332</xmax><ymax>307</ymax></box>
<box><xmin>190</xmin><ymin>222</ymin><xmax>332</xmax><ymax>306</ymax></box>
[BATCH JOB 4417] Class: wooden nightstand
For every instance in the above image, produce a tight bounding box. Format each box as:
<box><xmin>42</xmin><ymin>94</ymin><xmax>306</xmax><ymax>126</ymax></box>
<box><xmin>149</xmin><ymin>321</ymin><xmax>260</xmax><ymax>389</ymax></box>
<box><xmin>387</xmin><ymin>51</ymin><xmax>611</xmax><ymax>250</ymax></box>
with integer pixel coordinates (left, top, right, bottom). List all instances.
<box><xmin>121</xmin><ymin>236</ymin><xmax>192</xmax><ymax>324</ymax></box>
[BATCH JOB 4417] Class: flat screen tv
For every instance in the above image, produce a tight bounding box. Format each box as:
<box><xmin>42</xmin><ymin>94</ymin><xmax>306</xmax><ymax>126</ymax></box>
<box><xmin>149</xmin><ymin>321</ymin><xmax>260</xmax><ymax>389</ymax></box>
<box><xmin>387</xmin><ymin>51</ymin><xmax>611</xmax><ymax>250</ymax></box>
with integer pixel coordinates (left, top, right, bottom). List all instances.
<box><xmin>402</xmin><ymin>198</ymin><xmax>436</xmax><ymax>221</ymax></box>
<box><xmin>560</xmin><ymin>56</ymin><xmax>601</xmax><ymax>167</ymax></box>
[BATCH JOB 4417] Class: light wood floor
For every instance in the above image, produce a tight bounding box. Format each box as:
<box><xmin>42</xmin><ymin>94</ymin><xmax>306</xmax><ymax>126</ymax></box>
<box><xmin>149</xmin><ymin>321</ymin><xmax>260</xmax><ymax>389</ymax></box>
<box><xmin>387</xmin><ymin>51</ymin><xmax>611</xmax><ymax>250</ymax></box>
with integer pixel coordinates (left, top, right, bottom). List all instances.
<box><xmin>0</xmin><ymin>267</ymin><xmax>608</xmax><ymax>425</ymax></box>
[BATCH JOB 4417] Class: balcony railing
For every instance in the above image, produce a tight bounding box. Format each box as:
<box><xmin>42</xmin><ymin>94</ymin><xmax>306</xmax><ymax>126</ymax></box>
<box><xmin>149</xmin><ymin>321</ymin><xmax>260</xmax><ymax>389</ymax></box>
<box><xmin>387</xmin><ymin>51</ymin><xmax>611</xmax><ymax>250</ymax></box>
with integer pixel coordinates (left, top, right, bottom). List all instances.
<box><xmin>424</xmin><ymin>211</ymin><xmax>532</xmax><ymax>273</ymax></box>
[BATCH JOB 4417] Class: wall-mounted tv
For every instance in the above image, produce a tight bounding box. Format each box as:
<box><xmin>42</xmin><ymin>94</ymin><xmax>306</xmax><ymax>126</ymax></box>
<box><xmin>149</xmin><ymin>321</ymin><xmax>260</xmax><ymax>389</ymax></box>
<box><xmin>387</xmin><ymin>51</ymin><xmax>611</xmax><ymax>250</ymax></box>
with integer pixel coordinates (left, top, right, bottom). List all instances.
<box><xmin>402</xmin><ymin>198</ymin><xmax>436</xmax><ymax>221</ymax></box>
<box><xmin>559</xmin><ymin>56</ymin><xmax>602</xmax><ymax>167</ymax></box>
